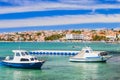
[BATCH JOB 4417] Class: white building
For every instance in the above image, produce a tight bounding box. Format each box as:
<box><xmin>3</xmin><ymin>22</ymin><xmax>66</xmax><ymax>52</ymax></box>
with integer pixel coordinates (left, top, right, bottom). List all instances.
<box><xmin>117</xmin><ymin>34</ymin><xmax>120</xmax><ymax>38</ymax></box>
<box><xmin>66</xmin><ymin>34</ymin><xmax>84</xmax><ymax>40</ymax></box>
<box><xmin>106</xmin><ymin>35</ymin><xmax>116</xmax><ymax>41</ymax></box>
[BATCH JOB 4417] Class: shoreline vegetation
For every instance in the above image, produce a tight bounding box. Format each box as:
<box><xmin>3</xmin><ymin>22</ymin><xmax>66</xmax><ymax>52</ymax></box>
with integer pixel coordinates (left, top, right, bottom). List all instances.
<box><xmin>0</xmin><ymin>29</ymin><xmax>120</xmax><ymax>42</ymax></box>
<box><xmin>0</xmin><ymin>41</ymin><xmax>120</xmax><ymax>43</ymax></box>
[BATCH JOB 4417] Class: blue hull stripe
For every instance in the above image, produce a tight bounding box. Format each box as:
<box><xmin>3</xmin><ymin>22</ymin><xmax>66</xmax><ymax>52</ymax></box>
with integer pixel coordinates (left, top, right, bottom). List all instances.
<box><xmin>1</xmin><ymin>61</ymin><xmax>44</xmax><ymax>69</ymax></box>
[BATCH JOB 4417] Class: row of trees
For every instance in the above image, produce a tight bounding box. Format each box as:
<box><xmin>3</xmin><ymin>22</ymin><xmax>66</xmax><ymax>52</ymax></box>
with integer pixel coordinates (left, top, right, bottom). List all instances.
<box><xmin>92</xmin><ymin>35</ymin><xmax>107</xmax><ymax>41</ymax></box>
<box><xmin>45</xmin><ymin>34</ymin><xmax>64</xmax><ymax>41</ymax></box>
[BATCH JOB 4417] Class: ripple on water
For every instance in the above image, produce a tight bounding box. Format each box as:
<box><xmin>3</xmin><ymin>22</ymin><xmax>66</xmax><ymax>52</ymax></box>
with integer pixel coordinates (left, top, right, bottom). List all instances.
<box><xmin>107</xmin><ymin>56</ymin><xmax>120</xmax><ymax>63</ymax></box>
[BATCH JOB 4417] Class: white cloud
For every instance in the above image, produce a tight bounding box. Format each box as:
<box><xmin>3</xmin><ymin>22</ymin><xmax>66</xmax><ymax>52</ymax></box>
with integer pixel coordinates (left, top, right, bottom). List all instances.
<box><xmin>0</xmin><ymin>14</ymin><xmax>120</xmax><ymax>28</ymax></box>
<box><xmin>59</xmin><ymin>0</ymin><xmax>96</xmax><ymax>4</ymax></box>
<box><xmin>0</xmin><ymin>2</ymin><xmax>78</xmax><ymax>14</ymax></box>
<box><xmin>0</xmin><ymin>1</ymin><xmax>120</xmax><ymax>14</ymax></box>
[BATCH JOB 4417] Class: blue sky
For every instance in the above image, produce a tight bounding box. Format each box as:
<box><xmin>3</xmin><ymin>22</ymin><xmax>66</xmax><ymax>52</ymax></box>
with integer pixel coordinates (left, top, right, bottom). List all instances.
<box><xmin>0</xmin><ymin>0</ymin><xmax>120</xmax><ymax>32</ymax></box>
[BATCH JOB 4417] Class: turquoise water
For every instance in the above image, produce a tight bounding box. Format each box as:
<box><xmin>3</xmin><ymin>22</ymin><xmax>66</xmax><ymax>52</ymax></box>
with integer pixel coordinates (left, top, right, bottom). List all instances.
<box><xmin>0</xmin><ymin>42</ymin><xmax>120</xmax><ymax>80</ymax></box>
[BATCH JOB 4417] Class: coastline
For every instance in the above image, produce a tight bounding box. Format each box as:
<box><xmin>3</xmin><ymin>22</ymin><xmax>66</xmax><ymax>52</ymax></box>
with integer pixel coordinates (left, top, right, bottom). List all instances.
<box><xmin>0</xmin><ymin>41</ymin><xmax>120</xmax><ymax>43</ymax></box>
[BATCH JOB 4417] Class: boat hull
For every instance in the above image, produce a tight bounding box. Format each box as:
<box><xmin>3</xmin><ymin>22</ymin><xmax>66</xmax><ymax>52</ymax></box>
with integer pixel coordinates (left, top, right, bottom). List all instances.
<box><xmin>1</xmin><ymin>61</ymin><xmax>45</xmax><ymax>69</ymax></box>
<box><xmin>69</xmin><ymin>57</ymin><xmax>108</xmax><ymax>62</ymax></box>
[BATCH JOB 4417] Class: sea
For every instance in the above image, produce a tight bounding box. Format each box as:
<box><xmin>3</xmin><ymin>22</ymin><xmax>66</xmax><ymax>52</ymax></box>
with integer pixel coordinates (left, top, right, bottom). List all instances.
<box><xmin>0</xmin><ymin>42</ymin><xmax>120</xmax><ymax>80</ymax></box>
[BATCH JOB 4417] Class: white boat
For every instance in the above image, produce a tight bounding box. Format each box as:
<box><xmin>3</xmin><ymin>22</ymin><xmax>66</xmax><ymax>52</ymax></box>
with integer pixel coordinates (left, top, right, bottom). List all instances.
<box><xmin>69</xmin><ymin>47</ymin><xmax>112</xmax><ymax>62</ymax></box>
<box><xmin>1</xmin><ymin>50</ymin><xmax>45</xmax><ymax>69</ymax></box>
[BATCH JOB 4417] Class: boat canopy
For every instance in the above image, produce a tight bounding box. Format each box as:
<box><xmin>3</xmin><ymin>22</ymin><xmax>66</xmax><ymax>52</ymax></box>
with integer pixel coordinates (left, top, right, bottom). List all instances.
<box><xmin>81</xmin><ymin>47</ymin><xmax>93</xmax><ymax>54</ymax></box>
<box><xmin>12</xmin><ymin>50</ymin><xmax>29</xmax><ymax>57</ymax></box>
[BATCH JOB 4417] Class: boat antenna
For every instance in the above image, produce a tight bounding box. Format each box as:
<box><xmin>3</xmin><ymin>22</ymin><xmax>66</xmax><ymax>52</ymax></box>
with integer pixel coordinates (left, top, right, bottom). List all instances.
<box><xmin>82</xmin><ymin>39</ymin><xmax>86</xmax><ymax>47</ymax></box>
<box><xmin>83</xmin><ymin>40</ymin><xmax>88</xmax><ymax>47</ymax></box>
<box><xmin>19</xmin><ymin>44</ymin><xmax>21</xmax><ymax>50</ymax></box>
<box><xmin>18</xmin><ymin>37</ymin><xmax>21</xmax><ymax>50</ymax></box>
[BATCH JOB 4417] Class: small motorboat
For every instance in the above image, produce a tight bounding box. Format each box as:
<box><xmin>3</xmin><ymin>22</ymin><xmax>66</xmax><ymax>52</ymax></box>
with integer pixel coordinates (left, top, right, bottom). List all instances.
<box><xmin>1</xmin><ymin>50</ymin><xmax>45</xmax><ymax>69</ymax></box>
<box><xmin>69</xmin><ymin>46</ymin><xmax>112</xmax><ymax>62</ymax></box>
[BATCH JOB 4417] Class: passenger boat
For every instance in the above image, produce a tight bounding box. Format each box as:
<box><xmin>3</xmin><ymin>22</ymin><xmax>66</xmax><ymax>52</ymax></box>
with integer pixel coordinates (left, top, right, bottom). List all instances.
<box><xmin>1</xmin><ymin>50</ymin><xmax>45</xmax><ymax>69</ymax></box>
<box><xmin>69</xmin><ymin>46</ymin><xmax>112</xmax><ymax>62</ymax></box>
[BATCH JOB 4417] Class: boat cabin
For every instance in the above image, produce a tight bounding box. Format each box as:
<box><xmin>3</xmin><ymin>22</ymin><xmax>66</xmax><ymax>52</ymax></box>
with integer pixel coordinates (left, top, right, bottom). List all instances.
<box><xmin>81</xmin><ymin>47</ymin><xmax>99</xmax><ymax>57</ymax></box>
<box><xmin>6</xmin><ymin>50</ymin><xmax>38</xmax><ymax>62</ymax></box>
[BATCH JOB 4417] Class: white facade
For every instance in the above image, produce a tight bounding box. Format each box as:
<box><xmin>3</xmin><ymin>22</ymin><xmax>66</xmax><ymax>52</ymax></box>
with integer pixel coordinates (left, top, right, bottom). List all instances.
<box><xmin>106</xmin><ymin>35</ymin><xmax>116</xmax><ymax>39</ymax></box>
<box><xmin>118</xmin><ymin>34</ymin><xmax>120</xmax><ymax>38</ymax></box>
<box><xmin>66</xmin><ymin>34</ymin><xmax>84</xmax><ymax>40</ymax></box>
<box><xmin>106</xmin><ymin>35</ymin><xmax>116</xmax><ymax>41</ymax></box>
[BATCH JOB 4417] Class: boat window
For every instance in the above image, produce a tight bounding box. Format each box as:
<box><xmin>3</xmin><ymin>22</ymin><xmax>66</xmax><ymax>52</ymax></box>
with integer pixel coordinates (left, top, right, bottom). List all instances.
<box><xmin>85</xmin><ymin>50</ymin><xmax>89</xmax><ymax>53</ymax></box>
<box><xmin>25</xmin><ymin>52</ymin><xmax>29</xmax><ymax>55</ymax></box>
<box><xmin>99</xmin><ymin>52</ymin><xmax>108</xmax><ymax>56</ymax></box>
<box><xmin>16</xmin><ymin>53</ymin><xmax>20</xmax><ymax>56</ymax></box>
<box><xmin>30</xmin><ymin>58</ymin><xmax>34</xmax><ymax>61</ymax></box>
<box><xmin>20</xmin><ymin>58</ymin><xmax>29</xmax><ymax>61</ymax></box>
<box><xmin>35</xmin><ymin>57</ymin><xmax>37</xmax><ymax>60</ymax></box>
<box><xmin>21</xmin><ymin>52</ymin><xmax>25</xmax><ymax>56</ymax></box>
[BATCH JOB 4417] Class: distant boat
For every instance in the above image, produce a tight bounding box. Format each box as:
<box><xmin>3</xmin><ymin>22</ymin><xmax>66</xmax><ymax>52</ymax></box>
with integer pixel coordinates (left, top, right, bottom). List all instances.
<box><xmin>1</xmin><ymin>50</ymin><xmax>45</xmax><ymax>69</ymax></box>
<box><xmin>105</xmin><ymin>41</ymin><xmax>118</xmax><ymax>44</ymax></box>
<box><xmin>69</xmin><ymin>47</ymin><xmax>112</xmax><ymax>62</ymax></box>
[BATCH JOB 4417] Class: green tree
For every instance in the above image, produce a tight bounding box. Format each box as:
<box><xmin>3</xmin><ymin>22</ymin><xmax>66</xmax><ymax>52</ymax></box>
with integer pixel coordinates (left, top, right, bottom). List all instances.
<box><xmin>71</xmin><ymin>30</ymin><xmax>81</xmax><ymax>34</ymax></box>
<box><xmin>45</xmin><ymin>34</ymin><xmax>64</xmax><ymax>41</ymax></box>
<box><xmin>93</xmin><ymin>35</ymin><xmax>106</xmax><ymax>41</ymax></box>
<box><xmin>36</xmin><ymin>32</ymin><xmax>41</xmax><ymax>36</ymax></box>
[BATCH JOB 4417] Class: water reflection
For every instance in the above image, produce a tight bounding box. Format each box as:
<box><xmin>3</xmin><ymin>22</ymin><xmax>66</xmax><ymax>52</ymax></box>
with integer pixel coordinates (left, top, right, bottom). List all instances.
<box><xmin>69</xmin><ymin>62</ymin><xmax>106</xmax><ymax>80</ymax></box>
<box><xmin>1</xmin><ymin>54</ymin><xmax>120</xmax><ymax>80</ymax></box>
<box><xmin>69</xmin><ymin>57</ymin><xmax>120</xmax><ymax>80</ymax></box>
<box><xmin>0</xmin><ymin>67</ymin><xmax>42</xmax><ymax>80</ymax></box>
<box><xmin>107</xmin><ymin>55</ymin><xmax>120</xmax><ymax>63</ymax></box>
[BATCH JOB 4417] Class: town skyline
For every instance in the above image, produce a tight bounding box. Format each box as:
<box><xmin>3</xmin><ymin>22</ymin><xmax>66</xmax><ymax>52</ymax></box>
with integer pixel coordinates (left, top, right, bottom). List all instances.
<box><xmin>0</xmin><ymin>29</ymin><xmax>120</xmax><ymax>42</ymax></box>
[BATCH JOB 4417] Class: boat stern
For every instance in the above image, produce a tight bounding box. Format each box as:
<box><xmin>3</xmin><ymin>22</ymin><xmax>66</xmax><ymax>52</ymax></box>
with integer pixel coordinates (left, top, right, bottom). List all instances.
<box><xmin>101</xmin><ymin>55</ymin><xmax>112</xmax><ymax>61</ymax></box>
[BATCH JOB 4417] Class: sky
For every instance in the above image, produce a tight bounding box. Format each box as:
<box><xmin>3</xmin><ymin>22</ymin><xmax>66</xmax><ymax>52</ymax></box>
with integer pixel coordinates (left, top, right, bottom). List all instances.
<box><xmin>0</xmin><ymin>0</ymin><xmax>120</xmax><ymax>32</ymax></box>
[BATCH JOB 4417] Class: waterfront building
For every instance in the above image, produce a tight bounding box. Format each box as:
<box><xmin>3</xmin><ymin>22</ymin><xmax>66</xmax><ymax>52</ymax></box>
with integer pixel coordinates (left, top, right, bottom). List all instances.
<box><xmin>66</xmin><ymin>34</ymin><xmax>84</xmax><ymax>40</ymax></box>
<box><xmin>106</xmin><ymin>30</ymin><xmax>117</xmax><ymax>42</ymax></box>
